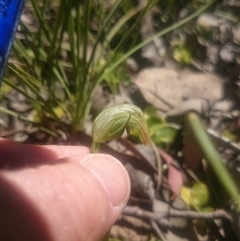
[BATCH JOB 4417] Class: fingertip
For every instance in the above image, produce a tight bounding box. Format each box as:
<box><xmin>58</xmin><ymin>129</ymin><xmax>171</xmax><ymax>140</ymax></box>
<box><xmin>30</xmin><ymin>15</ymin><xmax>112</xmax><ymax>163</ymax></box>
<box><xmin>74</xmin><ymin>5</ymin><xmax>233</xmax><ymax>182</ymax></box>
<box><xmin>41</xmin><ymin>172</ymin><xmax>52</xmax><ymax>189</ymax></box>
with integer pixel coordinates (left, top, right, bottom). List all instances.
<box><xmin>80</xmin><ymin>154</ymin><xmax>131</xmax><ymax>208</ymax></box>
<box><xmin>1</xmin><ymin>153</ymin><xmax>130</xmax><ymax>241</ymax></box>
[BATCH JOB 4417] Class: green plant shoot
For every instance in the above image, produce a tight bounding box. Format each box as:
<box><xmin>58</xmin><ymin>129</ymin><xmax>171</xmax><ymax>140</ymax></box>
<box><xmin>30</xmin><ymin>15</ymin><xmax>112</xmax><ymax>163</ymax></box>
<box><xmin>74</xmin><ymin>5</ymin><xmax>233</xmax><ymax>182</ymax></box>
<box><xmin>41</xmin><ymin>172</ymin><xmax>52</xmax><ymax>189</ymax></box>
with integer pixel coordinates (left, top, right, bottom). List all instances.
<box><xmin>91</xmin><ymin>104</ymin><xmax>152</xmax><ymax>153</ymax></box>
<box><xmin>185</xmin><ymin>112</ymin><xmax>240</xmax><ymax>208</ymax></box>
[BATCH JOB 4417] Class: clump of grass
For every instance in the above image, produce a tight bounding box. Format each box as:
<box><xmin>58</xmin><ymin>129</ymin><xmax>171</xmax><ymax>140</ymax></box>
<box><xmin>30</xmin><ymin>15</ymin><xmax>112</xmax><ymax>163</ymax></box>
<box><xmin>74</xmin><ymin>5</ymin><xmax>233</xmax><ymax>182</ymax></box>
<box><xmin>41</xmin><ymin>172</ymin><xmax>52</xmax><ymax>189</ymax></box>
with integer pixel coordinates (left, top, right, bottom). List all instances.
<box><xmin>3</xmin><ymin>0</ymin><xmax>157</xmax><ymax>136</ymax></box>
<box><xmin>2</xmin><ymin>0</ymin><xmax>216</xmax><ymax>139</ymax></box>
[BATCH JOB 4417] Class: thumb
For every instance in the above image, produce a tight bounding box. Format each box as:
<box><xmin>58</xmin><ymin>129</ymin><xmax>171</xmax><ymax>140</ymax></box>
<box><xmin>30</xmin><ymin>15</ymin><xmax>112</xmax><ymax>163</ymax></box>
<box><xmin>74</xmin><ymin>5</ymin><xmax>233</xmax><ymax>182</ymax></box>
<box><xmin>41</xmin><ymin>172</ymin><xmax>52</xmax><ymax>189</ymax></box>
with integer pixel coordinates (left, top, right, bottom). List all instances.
<box><xmin>1</xmin><ymin>153</ymin><xmax>130</xmax><ymax>241</ymax></box>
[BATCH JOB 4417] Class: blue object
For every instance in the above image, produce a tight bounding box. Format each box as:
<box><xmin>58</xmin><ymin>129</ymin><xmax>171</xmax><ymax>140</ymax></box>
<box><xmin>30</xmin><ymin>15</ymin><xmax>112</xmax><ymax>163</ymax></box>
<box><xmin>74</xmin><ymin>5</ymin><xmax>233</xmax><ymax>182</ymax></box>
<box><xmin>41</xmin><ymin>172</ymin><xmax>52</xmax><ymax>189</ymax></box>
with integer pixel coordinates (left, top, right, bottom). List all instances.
<box><xmin>0</xmin><ymin>0</ymin><xmax>25</xmax><ymax>84</ymax></box>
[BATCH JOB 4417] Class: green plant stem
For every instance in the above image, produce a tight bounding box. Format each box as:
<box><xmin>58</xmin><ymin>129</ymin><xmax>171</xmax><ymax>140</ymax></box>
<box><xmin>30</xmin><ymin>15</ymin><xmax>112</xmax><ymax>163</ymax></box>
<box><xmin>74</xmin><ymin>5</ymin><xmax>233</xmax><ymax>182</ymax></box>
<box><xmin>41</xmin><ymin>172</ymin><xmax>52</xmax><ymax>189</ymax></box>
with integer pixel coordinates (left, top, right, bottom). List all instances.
<box><xmin>0</xmin><ymin>106</ymin><xmax>34</xmax><ymax>123</ymax></box>
<box><xmin>91</xmin><ymin>142</ymin><xmax>100</xmax><ymax>154</ymax></box>
<box><xmin>0</xmin><ymin>106</ymin><xmax>58</xmax><ymax>137</ymax></box>
<box><xmin>30</xmin><ymin>0</ymin><xmax>52</xmax><ymax>43</ymax></box>
<box><xmin>186</xmin><ymin>112</ymin><xmax>240</xmax><ymax>207</ymax></box>
<box><xmin>87</xmin><ymin>0</ymin><xmax>123</xmax><ymax>72</ymax></box>
<box><xmin>105</xmin><ymin>1</ymin><xmax>146</xmax><ymax>45</ymax></box>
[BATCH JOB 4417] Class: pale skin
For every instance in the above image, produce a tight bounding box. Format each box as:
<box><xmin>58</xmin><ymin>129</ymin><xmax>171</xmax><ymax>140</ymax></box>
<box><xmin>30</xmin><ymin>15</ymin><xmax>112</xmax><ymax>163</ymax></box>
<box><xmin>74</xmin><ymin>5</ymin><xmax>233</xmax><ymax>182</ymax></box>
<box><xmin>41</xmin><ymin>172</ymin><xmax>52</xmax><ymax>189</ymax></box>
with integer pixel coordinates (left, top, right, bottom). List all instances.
<box><xmin>0</xmin><ymin>138</ymin><xmax>130</xmax><ymax>241</ymax></box>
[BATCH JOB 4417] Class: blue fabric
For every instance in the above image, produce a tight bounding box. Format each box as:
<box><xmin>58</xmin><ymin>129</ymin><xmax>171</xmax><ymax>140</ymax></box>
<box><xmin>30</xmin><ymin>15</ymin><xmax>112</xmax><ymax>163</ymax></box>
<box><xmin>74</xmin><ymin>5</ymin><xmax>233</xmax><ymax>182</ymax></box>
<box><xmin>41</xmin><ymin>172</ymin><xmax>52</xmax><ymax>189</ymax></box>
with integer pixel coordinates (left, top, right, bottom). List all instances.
<box><xmin>0</xmin><ymin>0</ymin><xmax>25</xmax><ymax>83</ymax></box>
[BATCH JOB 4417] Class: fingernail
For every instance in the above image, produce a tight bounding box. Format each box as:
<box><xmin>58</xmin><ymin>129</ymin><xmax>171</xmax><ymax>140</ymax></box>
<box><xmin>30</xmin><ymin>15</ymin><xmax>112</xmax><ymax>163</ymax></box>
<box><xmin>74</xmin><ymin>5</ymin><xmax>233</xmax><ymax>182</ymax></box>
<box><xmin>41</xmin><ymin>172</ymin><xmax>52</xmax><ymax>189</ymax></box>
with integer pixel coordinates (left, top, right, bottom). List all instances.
<box><xmin>80</xmin><ymin>154</ymin><xmax>130</xmax><ymax>207</ymax></box>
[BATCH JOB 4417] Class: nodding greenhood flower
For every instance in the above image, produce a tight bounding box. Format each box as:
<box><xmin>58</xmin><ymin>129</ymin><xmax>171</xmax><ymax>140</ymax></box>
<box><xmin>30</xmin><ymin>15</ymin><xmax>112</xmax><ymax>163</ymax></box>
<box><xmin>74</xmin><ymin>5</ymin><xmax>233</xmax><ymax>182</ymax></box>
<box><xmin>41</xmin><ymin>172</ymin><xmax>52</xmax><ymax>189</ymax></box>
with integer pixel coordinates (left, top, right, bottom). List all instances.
<box><xmin>91</xmin><ymin>104</ymin><xmax>152</xmax><ymax>153</ymax></box>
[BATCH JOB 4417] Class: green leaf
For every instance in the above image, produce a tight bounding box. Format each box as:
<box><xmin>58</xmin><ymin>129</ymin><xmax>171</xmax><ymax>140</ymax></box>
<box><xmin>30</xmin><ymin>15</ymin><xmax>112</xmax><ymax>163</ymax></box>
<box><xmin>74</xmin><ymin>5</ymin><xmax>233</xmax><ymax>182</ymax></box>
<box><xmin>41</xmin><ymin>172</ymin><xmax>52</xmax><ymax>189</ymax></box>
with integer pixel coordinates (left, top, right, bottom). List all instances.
<box><xmin>151</xmin><ymin>126</ymin><xmax>176</xmax><ymax>144</ymax></box>
<box><xmin>181</xmin><ymin>182</ymin><xmax>213</xmax><ymax>211</ymax></box>
<box><xmin>191</xmin><ymin>182</ymin><xmax>211</xmax><ymax>211</ymax></box>
<box><xmin>173</xmin><ymin>45</ymin><xmax>192</xmax><ymax>64</ymax></box>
